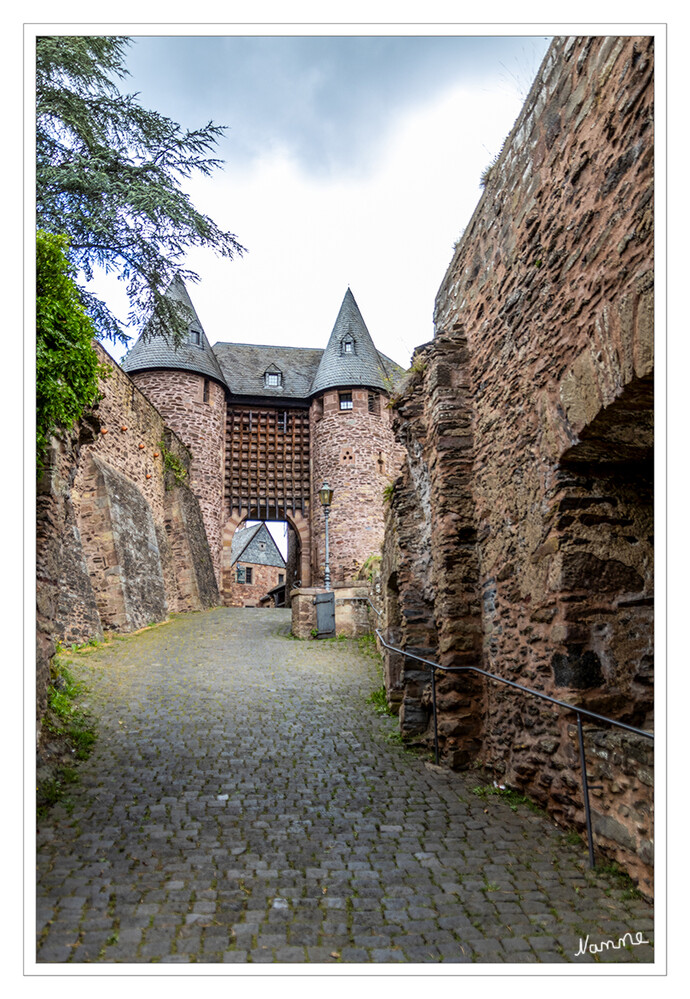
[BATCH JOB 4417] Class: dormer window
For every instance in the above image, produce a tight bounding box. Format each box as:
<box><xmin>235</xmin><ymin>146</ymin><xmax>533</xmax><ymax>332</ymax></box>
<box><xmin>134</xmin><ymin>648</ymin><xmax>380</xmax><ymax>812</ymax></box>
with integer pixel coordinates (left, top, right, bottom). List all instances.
<box><xmin>189</xmin><ymin>328</ymin><xmax>203</xmax><ymax>348</ymax></box>
<box><xmin>264</xmin><ymin>370</ymin><xmax>283</xmax><ymax>387</ymax></box>
<box><xmin>341</xmin><ymin>335</ymin><xmax>356</xmax><ymax>355</ymax></box>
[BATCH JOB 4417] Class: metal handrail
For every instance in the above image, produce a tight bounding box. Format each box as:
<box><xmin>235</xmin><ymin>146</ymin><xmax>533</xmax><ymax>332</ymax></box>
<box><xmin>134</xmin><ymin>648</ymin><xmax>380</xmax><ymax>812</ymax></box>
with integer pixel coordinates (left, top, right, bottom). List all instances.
<box><xmin>375</xmin><ymin>629</ymin><xmax>653</xmax><ymax>869</ymax></box>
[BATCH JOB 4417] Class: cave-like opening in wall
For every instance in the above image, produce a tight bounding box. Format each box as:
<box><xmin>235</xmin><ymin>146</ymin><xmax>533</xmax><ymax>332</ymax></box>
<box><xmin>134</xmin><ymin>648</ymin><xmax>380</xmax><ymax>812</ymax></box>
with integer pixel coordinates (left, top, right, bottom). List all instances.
<box><xmin>553</xmin><ymin>373</ymin><xmax>654</xmax><ymax>724</ymax></box>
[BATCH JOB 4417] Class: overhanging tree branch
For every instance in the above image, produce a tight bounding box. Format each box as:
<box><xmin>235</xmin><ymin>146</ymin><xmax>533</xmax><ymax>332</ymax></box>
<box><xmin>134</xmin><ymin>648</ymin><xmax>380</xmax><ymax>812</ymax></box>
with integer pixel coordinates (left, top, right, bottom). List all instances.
<box><xmin>36</xmin><ymin>35</ymin><xmax>246</xmax><ymax>346</ymax></box>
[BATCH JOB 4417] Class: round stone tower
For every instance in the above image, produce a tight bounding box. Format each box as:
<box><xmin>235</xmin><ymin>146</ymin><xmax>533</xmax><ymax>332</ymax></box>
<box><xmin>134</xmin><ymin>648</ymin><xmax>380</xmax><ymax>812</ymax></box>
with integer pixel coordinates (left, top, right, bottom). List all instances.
<box><xmin>121</xmin><ymin>277</ymin><xmax>227</xmax><ymax>587</ymax></box>
<box><xmin>309</xmin><ymin>289</ymin><xmax>405</xmax><ymax>585</ymax></box>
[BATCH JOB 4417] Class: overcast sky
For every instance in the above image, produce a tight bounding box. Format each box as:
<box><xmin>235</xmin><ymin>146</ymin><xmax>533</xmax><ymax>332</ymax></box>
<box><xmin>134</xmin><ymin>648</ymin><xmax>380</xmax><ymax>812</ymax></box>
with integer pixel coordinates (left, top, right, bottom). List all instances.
<box><xmin>92</xmin><ymin>31</ymin><xmax>552</xmax><ymax>369</ymax></box>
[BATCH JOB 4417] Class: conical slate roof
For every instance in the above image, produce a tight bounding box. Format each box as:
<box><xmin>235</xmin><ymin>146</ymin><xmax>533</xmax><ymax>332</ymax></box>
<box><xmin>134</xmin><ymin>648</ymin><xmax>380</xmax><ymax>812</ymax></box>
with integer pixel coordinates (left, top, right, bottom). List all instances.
<box><xmin>309</xmin><ymin>289</ymin><xmax>401</xmax><ymax>395</ymax></box>
<box><xmin>121</xmin><ymin>276</ymin><xmax>228</xmax><ymax>386</ymax></box>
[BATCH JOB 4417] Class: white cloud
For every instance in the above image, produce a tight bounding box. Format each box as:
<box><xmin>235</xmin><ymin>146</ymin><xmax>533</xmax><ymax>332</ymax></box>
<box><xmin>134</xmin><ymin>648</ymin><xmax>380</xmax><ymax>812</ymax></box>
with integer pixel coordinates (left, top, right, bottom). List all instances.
<box><xmin>105</xmin><ymin>81</ymin><xmax>525</xmax><ymax>369</ymax></box>
<box><xmin>92</xmin><ymin>40</ymin><xmax>542</xmax><ymax>370</ymax></box>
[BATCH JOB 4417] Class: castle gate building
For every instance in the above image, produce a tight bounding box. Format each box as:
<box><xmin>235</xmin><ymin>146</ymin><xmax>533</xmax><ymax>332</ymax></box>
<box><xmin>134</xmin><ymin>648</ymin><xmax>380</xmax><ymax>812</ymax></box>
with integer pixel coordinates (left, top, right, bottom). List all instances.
<box><xmin>122</xmin><ymin>280</ymin><xmax>406</xmax><ymax>603</ymax></box>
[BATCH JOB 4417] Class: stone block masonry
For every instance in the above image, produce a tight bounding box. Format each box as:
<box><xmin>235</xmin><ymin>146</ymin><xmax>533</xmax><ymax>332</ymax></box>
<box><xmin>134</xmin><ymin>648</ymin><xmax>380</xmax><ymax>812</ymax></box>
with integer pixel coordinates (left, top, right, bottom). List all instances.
<box><xmin>381</xmin><ymin>36</ymin><xmax>654</xmax><ymax>893</ymax></box>
<box><xmin>128</xmin><ymin>368</ymin><xmax>226</xmax><ymax>588</ymax></box>
<box><xmin>36</xmin><ymin>343</ymin><xmax>219</xmax><ymax>740</ymax></box>
<box><xmin>310</xmin><ymin>388</ymin><xmax>405</xmax><ymax>585</ymax></box>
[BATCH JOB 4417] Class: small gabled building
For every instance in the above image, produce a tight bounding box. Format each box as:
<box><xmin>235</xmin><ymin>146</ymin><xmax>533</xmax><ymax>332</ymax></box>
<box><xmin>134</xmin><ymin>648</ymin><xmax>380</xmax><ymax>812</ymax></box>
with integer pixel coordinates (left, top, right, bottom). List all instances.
<box><xmin>226</xmin><ymin>522</ymin><xmax>287</xmax><ymax>608</ymax></box>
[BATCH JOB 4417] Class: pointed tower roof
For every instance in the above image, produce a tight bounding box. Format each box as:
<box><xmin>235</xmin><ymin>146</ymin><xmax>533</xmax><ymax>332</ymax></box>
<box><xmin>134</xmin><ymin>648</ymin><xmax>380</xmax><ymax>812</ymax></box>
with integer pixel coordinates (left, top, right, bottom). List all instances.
<box><xmin>121</xmin><ymin>276</ymin><xmax>228</xmax><ymax>387</ymax></box>
<box><xmin>309</xmin><ymin>288</ymin><xmax>403</xmax><ymax>395</ymax></box>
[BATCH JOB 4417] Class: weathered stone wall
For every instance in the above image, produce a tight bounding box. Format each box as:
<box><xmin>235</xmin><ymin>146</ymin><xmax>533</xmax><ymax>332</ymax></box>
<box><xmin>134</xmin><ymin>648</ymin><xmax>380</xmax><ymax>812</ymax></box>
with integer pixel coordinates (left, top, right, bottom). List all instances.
<box><xmin>36</xmin><ymin>345</ymin><xmax>220</xmax><ymax>739</ymax></box>
<box><xmin>290</xmin><ymin>583</ymin><xmax>371</xmax><ymax>639</ymax></box>
<box><xmin>223</xmin><ymin>562</ymin><xmax>285</xmax><ymax>607</ymax></box>
<box><xmin>382</xmin><ymin>36</ymin><xmax>654</xmax><ymax>891</ymax></box>
<box><xmin>310</xmin><ymin>387</ymin><xmax>405</xmax><ymax>585</ymax></box>
<box><xmin>128</xmin><ymin>368</ymin><xmax>226</xmax><ymax>587</ymax></box>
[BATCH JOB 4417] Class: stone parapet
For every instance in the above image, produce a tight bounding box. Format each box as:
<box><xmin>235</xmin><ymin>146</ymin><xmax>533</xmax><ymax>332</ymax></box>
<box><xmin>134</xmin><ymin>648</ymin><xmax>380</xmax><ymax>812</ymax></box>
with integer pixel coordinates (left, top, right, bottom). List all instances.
<box><xmin>291</xmin><ymin>584</ymin><xmax>374</xmax><ymax>640</ymax></box>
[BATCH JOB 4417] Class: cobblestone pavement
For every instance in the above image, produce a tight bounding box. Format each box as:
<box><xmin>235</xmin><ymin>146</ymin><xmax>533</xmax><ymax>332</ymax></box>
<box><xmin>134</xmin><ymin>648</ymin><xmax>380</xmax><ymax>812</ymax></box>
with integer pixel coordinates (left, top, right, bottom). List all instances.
<box><xmin>36</xmin><ymin>608</ymin><xmax>654</xmax><ymax>965</ymax></box>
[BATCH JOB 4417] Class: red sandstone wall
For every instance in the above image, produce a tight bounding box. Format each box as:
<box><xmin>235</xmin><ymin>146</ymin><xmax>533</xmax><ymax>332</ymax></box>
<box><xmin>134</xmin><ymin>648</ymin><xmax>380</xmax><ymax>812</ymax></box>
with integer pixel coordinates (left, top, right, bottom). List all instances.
<box><xmin>129</xmin><ymin>369</ymin><xmax>226</xmax><ymax>587</ymax></box>
<box><xmin>223</xmin><ymin>562</ymin><xmax>285</xmax><ymax>607</ymax></box>
<box><xmin>383</xmin><ymin>36</ymin><xmax>654</xmax><ymax>891</ymax></box>
<box><xmin>310</xmin><ymin>388</ymin><xmax>405</xmax><ymax>584</ymax></box>
<box><xmin>36</xmin><ymin>346</ymin><xmax>220</xmax><ymax>739</ymax></box>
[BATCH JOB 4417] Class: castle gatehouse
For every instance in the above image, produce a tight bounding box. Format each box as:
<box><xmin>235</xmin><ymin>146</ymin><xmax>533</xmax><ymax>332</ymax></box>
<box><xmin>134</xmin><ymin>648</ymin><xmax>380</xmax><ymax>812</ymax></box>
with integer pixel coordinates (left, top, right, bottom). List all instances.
<box><xmin>121</xmin><ymin>281</ymin><xmax>406</xmax><ymax>605</ymax></box>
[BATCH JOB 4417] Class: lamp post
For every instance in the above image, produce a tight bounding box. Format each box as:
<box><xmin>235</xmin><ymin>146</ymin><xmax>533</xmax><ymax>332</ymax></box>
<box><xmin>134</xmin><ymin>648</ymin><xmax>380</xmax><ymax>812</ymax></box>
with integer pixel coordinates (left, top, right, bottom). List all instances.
<box><xmin>318</xmin><ymin>480</ymin><xmax>334</xmax><ymax>590</ymax></box>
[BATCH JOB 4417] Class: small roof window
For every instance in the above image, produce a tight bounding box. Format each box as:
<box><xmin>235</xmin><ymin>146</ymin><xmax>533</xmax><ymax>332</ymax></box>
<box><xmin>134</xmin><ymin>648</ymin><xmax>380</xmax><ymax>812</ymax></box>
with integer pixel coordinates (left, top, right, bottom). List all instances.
<box><xmin>264</xmin><ymin>369</ymin><xmax>283</xmax><ymax>387</ymax></box>
<box><xmin>189</xmin><ymin>328</ymin><xmax>203</xmax><ymax>348</ymax></box>
<box><xmin>341</xmin><ymin>335</ymin><xmax>356</xmax><ymax>355</ymax></box>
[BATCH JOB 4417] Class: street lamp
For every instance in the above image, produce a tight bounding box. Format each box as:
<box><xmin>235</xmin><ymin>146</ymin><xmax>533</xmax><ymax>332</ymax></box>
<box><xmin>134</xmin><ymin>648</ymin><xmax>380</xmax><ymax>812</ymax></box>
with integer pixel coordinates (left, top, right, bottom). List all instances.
<box><xmin>318</xmin><ymin>481</ymin><xmax>334</xmax><ymax>590</ymax></box>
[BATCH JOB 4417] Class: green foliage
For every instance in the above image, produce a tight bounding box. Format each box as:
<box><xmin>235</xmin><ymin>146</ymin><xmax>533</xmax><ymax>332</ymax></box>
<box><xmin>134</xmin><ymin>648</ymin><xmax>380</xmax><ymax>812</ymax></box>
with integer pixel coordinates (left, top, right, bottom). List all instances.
<box><xmin>368</xmin><ymin>685</ymin><xmax>393</xmax><ymax>716</ymax></box>
<box><xmin>360</xmin><ymin>553</ymin><xmax>381</xmax><ymax>583</ymax></box>
<box><xmin>157</xmin><ymin>440</ymin><xmax>188</xmax><ymax>488</ymax></box>
<box><xmin>36</xmin><ymin>230</ymin><xmax>108</xmax><ymax>470</ymax></box>
<box><xmin>597</xmin><ymin>861</ymin><xmax>644</xmax><ymax>900</ymax></box>
<box><xmin>357</xmin><ymin>632</ymin><xmax>380</xmax><ymax>661</ymax></box>
<box><xmin>471</xmin><ymin>782</ymin><xmax>543</xmax><ymax>814</ymax></box>
<box><xmin>36</xmin><ymin>35</ymin><xmax>244</xmax><ymax>344</ymax></box>
<box><xmin>45</xmin><ymin>659</ymin><xmax>97</xmax><ymax>760</ymax></box>
<box><xmin>383</xmin><ymin>483</ymin><xmax>395</xmax><ymax>504</ymax></box>
<box><xmin>38</xmin><ymin>657</ymin><xmax>97</xmax><ymax>817</ymax></box>
<box><xmin>480</xmin><ymin>155</ymin><xmax>499</xmax><ymax>188</ymax></box>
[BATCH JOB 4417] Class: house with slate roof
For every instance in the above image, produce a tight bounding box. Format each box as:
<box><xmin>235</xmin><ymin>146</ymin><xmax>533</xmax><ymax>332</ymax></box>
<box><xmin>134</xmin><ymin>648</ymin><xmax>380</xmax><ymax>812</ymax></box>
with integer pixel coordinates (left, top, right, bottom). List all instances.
<box><xmin>225</xmin><ymin>521</ymin><xmax>287</xmax><ymax>608</ymax></box>
<box><xmin>121</xmin><ymin>280</ymin><xmax>406</xmax><ymax>603</ymax></box>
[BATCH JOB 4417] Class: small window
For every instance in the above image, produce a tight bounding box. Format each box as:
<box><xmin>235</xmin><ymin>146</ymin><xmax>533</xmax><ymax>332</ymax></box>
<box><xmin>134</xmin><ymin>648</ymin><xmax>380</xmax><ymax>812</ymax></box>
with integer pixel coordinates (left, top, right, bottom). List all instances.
<box><xmin>245</xmin><ymin>567</ymin><xmax>253</xmax><ymax>584</ymax></box>
<box><xmin>341</xmin><ymin>336</ymin><xmax>356</xmax><ymax>355</ymax></box>
<box><xmin>203</xmin><ymin>379</ymin><xmax>210</xmax><ymax>403</ymax></box>
<box><xmin>339</xmin><ymin>392</ymin><xmax>353</xmax><ymax>411</ymax></box>
<box><xmin>258</xmin><ymin>542</ymin><xmax>266</xmax><ymax>551</ymax></box>
<box><xmin>278</xmin><ymin>411</ymin><xmax>291</xmax><ymax>433</ymax></box>
<box><xmin>265</xmin><ymin>371</ymin><xmax>282</xmax><ymax>387</ymax></box>
<box><xmin>189</xmin><ymin>328</ymin><xmax>202</xmax><ymax>347</ymax></box>
<box><xmin>368</xmin><ymin>392</ymin><xmax>380</xmax><ymax>416</ymax></box>
<box><xmin>278</xmin><ymin>573</ymin><xmax>285</xmax><ymax>584</ymax></box>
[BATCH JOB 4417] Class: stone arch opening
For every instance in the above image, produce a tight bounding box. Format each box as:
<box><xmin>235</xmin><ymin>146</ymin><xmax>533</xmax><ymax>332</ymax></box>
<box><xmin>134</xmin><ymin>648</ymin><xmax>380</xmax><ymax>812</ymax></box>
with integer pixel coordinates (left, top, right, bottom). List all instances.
<box><xmin>551</xmin><ymin>373</ymin><xmax>654</xmax><ymax>726</ymax></box>
<box><xmin>222</xmin><ymin>505</ymin><xmax>311</xmax><ymax>607</ymax></box>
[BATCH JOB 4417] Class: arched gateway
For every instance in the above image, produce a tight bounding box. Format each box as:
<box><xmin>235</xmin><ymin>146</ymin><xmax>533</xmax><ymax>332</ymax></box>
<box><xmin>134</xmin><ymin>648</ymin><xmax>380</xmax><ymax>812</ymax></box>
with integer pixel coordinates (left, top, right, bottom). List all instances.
<box><xmin>122</xmin><ymin>279</ymin><xmax>406</xmax><ymax>605</ymax></box>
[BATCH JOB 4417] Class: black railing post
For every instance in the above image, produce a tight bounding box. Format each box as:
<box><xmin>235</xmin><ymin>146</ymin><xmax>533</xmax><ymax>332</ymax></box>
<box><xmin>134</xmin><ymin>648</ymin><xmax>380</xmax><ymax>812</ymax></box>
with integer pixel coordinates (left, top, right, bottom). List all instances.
<box><xmin>576</xmin><ymin>712</ymin><xmax>596</xmax><ymax>869</ymax></box>
<box><xmin>430</xmin><ymin>666</ymin><xmax>440</xmax><ymax>765</ymax></box>
<box><xmin>373</xmin><ymin>629</ymin><xmax>653</xmax><ymax>871</ymax></box>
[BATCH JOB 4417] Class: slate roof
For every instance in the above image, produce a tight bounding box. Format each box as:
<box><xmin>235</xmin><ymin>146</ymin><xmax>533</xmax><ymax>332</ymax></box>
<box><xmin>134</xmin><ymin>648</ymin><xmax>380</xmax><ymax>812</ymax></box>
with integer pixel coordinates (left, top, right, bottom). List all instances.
<box><xmin>310</xmin><ymin>288</ymin><xmax>405</xmax><ymax>394</ymax></box>
<box><xmin>213</xmin><ymin>343</ymin><xmax>323</xmax><ymax>401</ymax></box>
<box><xmin>230</xmin><ymin>522</ymin><xmax>286</xmax><ymax>568</ymax></box>
<box><xmin>121</xmin><ymin>279</ymin><xmax>406</xmax><ymax>400</ymax></box>
<box><xmin>121</xmin><ymin>276</ymin><xmax>228</xmax><ymax>386</ymax></box>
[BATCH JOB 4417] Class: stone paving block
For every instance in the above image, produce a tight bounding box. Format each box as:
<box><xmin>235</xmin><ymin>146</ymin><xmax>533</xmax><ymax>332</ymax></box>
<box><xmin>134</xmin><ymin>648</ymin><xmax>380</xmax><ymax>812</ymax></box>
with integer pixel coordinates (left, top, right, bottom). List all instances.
<box><xmin>36</xmin><ymin>609</ymin><xmax>654</xmax><ymax>966</ymax></box>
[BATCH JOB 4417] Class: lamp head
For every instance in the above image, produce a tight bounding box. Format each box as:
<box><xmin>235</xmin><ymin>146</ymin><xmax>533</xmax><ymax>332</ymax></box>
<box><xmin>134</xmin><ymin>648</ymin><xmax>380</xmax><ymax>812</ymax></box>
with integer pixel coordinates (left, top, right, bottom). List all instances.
<box><xmin>318</xmin><ymin>481</ymin><xmax>334</xmax><ymax>507</ymax></box>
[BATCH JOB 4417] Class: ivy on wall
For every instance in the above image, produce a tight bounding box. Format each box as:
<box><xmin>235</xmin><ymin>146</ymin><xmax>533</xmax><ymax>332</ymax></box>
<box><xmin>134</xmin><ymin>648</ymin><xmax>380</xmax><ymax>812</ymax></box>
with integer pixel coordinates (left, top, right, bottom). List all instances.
<box><xmin>36</xmin><ymin>230</ymin><xmax>109</xmax><ymax>472</ymax></box>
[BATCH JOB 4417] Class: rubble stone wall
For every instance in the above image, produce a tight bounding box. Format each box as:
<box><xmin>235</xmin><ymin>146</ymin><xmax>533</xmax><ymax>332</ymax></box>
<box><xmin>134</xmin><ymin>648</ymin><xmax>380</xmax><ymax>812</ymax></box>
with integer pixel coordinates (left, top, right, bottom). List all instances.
<box><xmin>128</xmin><ymin>368</ymin><xmax>226</xmax><ymax>587</ymax></box>
<box><xmin>382</xmin><ymin>35</ymin><xmax>654</xmax><ymax>892</ymax></box>
<box><xmin>310</xmin><ymin>388</ymin><xmax>405</xmax><ymax>585</ymax></box>
<box><xmin>223</xmin><ymin>562</ymin><xmax>286</xmax><ymax>607</ymax></box>
<box><xmin>36</xmin><ymin>345</ymin><xmax>219</xmax><ymax>738</ymax></box>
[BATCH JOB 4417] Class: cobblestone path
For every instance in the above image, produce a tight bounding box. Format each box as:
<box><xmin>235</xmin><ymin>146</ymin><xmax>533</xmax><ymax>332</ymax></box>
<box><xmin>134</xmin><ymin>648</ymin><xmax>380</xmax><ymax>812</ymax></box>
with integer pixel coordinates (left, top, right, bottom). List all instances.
<box><xmin>36</xmin><ymin>608</ymin><xmax>653</xmax><ymax>965</ymax></box>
